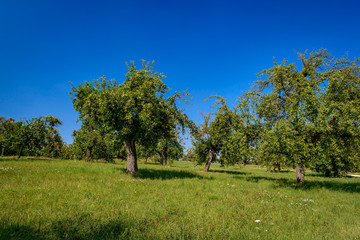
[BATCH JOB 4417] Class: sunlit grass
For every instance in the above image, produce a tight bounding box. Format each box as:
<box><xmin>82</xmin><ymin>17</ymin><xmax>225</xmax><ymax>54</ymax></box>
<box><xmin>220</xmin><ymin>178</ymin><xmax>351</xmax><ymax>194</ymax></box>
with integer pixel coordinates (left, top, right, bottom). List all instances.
<box><xmin>0</xmin><ymin>158</ymin><xmax>359</xmax><ymax>239</ymax></box>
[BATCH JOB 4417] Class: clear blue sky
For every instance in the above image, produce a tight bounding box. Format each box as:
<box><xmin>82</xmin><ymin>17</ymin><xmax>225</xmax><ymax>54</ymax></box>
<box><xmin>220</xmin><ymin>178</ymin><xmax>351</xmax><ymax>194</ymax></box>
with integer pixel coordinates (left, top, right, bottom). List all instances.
<box><xmin>1</xmin><ymin>0</ymin><xmax>360</xmax><ymax>146</ymax></box>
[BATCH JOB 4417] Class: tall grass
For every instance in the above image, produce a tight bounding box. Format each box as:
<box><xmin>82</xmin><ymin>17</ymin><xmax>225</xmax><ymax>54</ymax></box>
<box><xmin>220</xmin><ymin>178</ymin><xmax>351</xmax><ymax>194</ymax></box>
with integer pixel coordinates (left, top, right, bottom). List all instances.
<box><xmin>0</xmin><ymin>158</ymin><xmax>359</xmax><ymax>239</ymax></box>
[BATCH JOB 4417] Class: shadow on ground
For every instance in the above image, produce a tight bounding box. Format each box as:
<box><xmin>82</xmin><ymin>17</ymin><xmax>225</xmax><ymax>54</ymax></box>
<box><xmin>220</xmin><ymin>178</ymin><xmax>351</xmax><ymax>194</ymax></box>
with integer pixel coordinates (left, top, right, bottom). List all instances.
<box><xmin>117</xmin><ymin>168</ymin><xmax>210</xmax><ymax>180</ymax></box>
<box><xmin>208</xmin><ymin>169</ymin><xmax>250</xmax><ymax>176</ymax></box>
<box><xmin>0</xmin><ymin>215</ymin><xmax>130</xmax><ymax>240</ymax></box>
<box><xmin>240</xmin><ymin>175</ymin><xmax>360</xmax><ymax>193</ymax></box>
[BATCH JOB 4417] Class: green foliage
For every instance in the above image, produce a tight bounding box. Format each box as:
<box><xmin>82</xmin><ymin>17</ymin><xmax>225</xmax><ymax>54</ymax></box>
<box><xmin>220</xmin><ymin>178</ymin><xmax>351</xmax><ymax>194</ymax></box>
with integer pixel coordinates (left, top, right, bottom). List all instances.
<box><xmin>0</xmin><ymin>116</ymin><xmax>63</xmax><ymax>158</ymax></box>
<box><xmin>222</xmin><ymin>92</ymin><xmax>261</xmax><ymax>166</ymax></box>
<box><xmin>40</xmin><ymin>116</ymin><xmax>63</xmax><ymax>158</ymax></box>
<box><xmin>72</xmin><ymin>127</ymin><xmax>115</xmax><ymax>162</ymax></box>
<box><xmin>193</xmin><ymin>96</ymin><xmax>233</xmax><ymax>166</ymax></box>
<box><xmin>182</xmin><ymin>147</ymin><xmax>196</xmax><ymax>162</ymax></box>
<box><xmin>70</xmin><ymin>61</ymin><xmax>168</xmax><ymax>144</ymax></box>
<box><xmin>0</xmin><ymin>117</ymin><xmax>15</xmax><ymax>156</ymax></box>
<box><xmin>70</xmin><ymin>61</ymin><xmax>193</xmax><ymax>172</ymax></box>
<box><xmin>254</xmin><ymin>49</ymin><xmax>360</xmax><ymax>179</ymax></box>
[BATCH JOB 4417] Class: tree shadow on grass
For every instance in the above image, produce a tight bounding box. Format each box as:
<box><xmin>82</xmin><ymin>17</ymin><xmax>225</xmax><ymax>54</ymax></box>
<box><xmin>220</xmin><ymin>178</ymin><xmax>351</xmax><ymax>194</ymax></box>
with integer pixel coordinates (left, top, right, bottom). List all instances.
<box><xmin>117</xmin><ymin>168</ymin><xmax>211</xmax><ymax>180</ymax></box>
<box><xmin>239</xmin><ymin>176</ymin><xmax>360</xmax><ymax>193</ymax></box>
<box><xmin>142</xmin><ymin>162</ymin><xmax>159</xmax><ymax>165</ymax></box>
<box><xmin>0</xmin><ymin>216</ymin><xmax>130</xmax><ymax>240</ymax></box>
<box><xmin>209</xmin><ymin>169</ymin><xmax>250</xmax><ymax>176</ymax></box>
<box><xmin>273</xmin><ymin>170</ymin><xmax>292</xmax><ymax>173</ymax></box>
<box><xmin>0</xmin><ymin>224</ymin><xmax>46</xmax><ymax>240</ymax></box>
<box><xmin>304</xmin><ymin>172</ymin><xmax>326</xmax><ymax>177</ymax></box>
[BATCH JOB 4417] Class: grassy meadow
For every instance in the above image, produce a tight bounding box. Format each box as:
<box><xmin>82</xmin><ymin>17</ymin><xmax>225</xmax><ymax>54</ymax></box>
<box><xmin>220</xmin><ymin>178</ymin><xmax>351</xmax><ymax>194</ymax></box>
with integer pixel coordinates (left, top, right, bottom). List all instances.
<box><xmin>0</xmin><ymin>158</ymin><xmax>359</xmax><ymax>239</ymax></box>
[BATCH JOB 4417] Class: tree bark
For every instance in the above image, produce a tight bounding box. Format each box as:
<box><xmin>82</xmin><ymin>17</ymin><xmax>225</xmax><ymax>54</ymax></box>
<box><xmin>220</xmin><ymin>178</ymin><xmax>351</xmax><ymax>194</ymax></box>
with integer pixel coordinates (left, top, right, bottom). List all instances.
<box><xmin>17</xmin><ymin>145</ymin><xmax>23</xmax><ymax>159</ymax></box>
<box><xmin>204</xmin><ymin>149</ymin><xmax>214</xmax><ymax>172</ymax></box>
<box><xmin>125</xmin><ymin>140</ymin><xmax>138</xmax><ymax>174</ymax></box>
<box><xmin>325</xmin><ymin>169</ymin><xmax>331</xmax><ymax>177</ymax></box>
<box><xmin>85</xmin><ymin>147</ymin><xmax>91</xmax><ymax>162</ymax></box>
<box><xmin>164</xmin><ymin>151</ymin><xmax>168</xmax><ymax>166</ymax></box>
<box><xmin>296</xmin><ymin>164</ymin><xmax>305</xmax><ymax>185</ymax></box>
<box><xmin>1</xmin><ymin>147</ymin><xmax>4</xmax><ymax>157</ymax></box>
<box><xmin>159</xmin><ymin>151</ymin><xmax>164</xmax><ymax>166</ymax></box>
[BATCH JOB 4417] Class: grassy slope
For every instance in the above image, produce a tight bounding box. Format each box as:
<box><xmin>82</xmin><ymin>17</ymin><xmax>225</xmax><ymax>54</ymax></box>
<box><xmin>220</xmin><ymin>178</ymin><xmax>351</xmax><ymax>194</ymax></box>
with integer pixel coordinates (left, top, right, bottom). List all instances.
<box><xmin>0</xmin><ymin>158</ymin><xmax>359</xmax><ymax>239</ymax></box>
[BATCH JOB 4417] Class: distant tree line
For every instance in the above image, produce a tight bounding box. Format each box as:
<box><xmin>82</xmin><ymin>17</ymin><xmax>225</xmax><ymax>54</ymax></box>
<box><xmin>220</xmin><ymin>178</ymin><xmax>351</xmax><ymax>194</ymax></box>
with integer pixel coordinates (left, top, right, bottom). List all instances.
<box><xmin>1</xmin><ymin>50</ymin><xmax>360</xmax><ymax>185</ymax></box>
<box><xmin>0</xmin><ymin>116</ymin><xmax>63</xmax><ymax>158</ymax></box>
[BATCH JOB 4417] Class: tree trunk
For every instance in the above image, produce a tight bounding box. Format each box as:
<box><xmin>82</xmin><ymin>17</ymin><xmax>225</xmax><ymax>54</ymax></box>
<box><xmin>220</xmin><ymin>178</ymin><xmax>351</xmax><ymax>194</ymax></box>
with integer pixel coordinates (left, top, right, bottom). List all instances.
<box><xmin>85</xmin><ymin>147</ymin><xmax>91</xmax><ymax>162</ymax></box>
<box><xmin>17</xmin><ymin>145</ymin><xmax>23</xmax><ymax>159</ymax></box>
<box><xmin>164</xmin><ymin>151</ymin><xmax>168</xmax><ymax>166</ymax></box>
<box><xmin>325</xmin><ymin>169</ymin><xmax>331</xmax><ymax>177</ymax></box>
<box><xmin>159</xmin><ymin>151</ymin><xmax>164</xmax><ymax>166</ymax></box>
<box><xmin>331</xmin><ymin>158</ymin><xmax>339</xmax><ymax>177</ymax></box>
<box><xmin>204</xmin><ymin>149</ymin><xmax>214</xmax><ymax>172</ymax></box>
<box><xmin>125</xmin><ymin>140</ymin><xmax>138</xmax><ymax>174</ymax></box>
<box><xmin>1</xmin><ymin>147</ymin><xmax>4</xmax><ymax>157</ymax></box>
<box><xmin>296</xmin><ymin>164</ymin><xmax>305</xmax><ymax>185</ymax></box>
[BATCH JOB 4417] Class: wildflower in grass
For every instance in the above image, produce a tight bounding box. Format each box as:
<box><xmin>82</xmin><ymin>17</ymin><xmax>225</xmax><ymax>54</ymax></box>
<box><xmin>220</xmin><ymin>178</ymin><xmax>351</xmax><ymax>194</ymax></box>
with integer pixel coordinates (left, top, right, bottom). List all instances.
<box><xmin>0</xmin><ymin>167</ymin><xmax>14</xmax><ymax>171</ymax></box>
<box><xmin>255</xmin><ymin>220</ymin><xmax>261</xmax><ymax>223</ymax></box>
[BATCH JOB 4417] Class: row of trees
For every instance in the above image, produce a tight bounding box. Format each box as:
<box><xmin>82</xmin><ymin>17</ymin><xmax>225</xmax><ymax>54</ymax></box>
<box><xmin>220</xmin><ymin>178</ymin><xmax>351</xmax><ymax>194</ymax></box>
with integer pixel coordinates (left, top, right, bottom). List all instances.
<box><xmin>191</xmin><ymin>50</ymin><xmax>360</xmax><ymax>184</ymax></box>
<box><xmin>0</xmin><ymin>115</ymin><xmax>182</xmax><ymax>163</ymax></box>
<box><xmin>0</xmin><ymin>116</ymin><xmax>63</xmax><ymax>158</ymax></box>
<box><xmin>2</xmin><ymin>50</ymin><xmax>360</xmax><ymax>185</ymax></box>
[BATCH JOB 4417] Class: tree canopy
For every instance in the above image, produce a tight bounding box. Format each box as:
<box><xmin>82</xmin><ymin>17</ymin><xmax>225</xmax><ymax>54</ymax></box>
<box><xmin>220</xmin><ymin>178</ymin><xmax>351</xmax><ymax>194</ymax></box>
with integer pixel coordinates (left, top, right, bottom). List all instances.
<box><xmin>70</xmin><ymin>60</ymin><xmax>194</xmax><ymax>173</ymax></box>
<box><xmin>252</xmin><ymin>49</ymin><xmax>360</xmax><ymax>183</ymax></box>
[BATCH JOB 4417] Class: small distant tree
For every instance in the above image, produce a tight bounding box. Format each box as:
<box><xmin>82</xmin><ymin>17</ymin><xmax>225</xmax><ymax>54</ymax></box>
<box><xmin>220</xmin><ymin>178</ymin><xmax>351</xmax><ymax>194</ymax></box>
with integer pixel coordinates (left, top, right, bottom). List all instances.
<box><xmin>41</xmin><ymin>116</ymin><xmax>63</xmax><ymax>158</ymax></box>
<box><xmin>156</xmin><ymin>136</ymin><xmax>184</xmax><ymax>165</ymax></box>
<box><xmin>72</xmin><ymin>126</ymin><xmax>114</xmax><ymax>161</ymax></box>
<box><xmin>11</xmin><ymin>121</ymin><xmax>32</xmax><ymax>158</ymax></box>
<box><xmin>60</xmin><ymin>143</ymin><xmax>75</xmax><ymax>160</ymax></box>
<box><xmin>182</xmin><ymin>147</ymin><xmax>196</xmax><ymax>162</ymax></box>
<box><xmin>0</xmin><ymin>117</ymin><xmax>15</xmax><ymax>156</ymax></box>
<box><xmin>193</xmin><ymin>96</ymin><xmax>233</xmax><ymax>172</ymax></box>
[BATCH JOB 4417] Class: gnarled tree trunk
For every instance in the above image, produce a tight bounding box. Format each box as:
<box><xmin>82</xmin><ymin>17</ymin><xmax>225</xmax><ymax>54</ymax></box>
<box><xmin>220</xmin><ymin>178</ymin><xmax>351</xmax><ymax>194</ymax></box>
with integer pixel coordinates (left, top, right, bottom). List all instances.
<box><xmin>159</xmin><ymin>151</ymin><xmax>164</xmax><ymax>166</ymax></box>
<box><xmin>85</xmin><ymin>147</ymin><xmax>92</xmax><ymax>162</ymax></box>
<box><xmin>296</xmin><ymin>163</ymin><xmax>305</xmax><ymax>185</ymax></box>
<box><xmin>125</xmin><ymin>140</ymin><xmax>138</xmax><ymax>174</ymax></box>
<box><xmin>17</xmin><ymin>145</ymin><xmax>23</xmax><ymax>159</ymax></box>
<box><xmin>204</xmin><ymin>149</ymin><xmax>214</xmax><ymax>172</ymax></box>
<box><xmin>164</xmin><ymin>150</ymin><xmax>168</xmax><ymax>166</ymax></box>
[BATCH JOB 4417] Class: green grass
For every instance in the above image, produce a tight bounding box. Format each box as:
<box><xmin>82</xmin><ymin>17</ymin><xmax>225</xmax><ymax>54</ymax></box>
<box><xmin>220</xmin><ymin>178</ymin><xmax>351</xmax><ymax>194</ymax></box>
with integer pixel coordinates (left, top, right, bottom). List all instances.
<box><xmin>0</xmin><ymin>158</ymin><xmax>359</xmax><ymax>239</ymax></box>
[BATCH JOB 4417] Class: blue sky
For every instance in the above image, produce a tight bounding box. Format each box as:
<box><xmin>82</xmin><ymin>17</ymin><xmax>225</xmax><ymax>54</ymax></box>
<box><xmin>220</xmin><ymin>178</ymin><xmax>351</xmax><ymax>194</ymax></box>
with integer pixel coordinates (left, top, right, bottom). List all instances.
<box><xmin>1</xmin><ymin>0</ymin><xmax>360</xmax><ymax>146</ymax></box>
